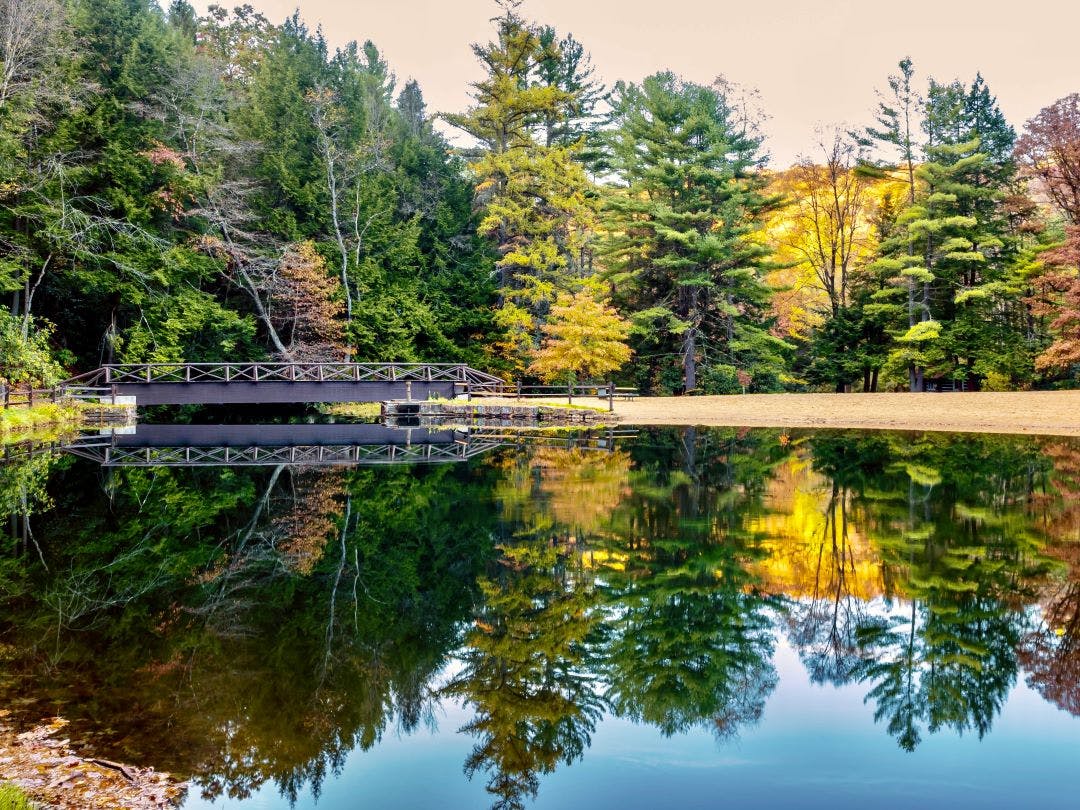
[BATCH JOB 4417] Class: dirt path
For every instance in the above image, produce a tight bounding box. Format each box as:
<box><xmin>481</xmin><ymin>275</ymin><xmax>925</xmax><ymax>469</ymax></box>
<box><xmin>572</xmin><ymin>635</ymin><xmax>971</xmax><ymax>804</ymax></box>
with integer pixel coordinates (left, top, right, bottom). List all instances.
<box><xmin>487</xmin><ymin>391</ymin><xmax>1080</xmax><ymax>436</ymax></box>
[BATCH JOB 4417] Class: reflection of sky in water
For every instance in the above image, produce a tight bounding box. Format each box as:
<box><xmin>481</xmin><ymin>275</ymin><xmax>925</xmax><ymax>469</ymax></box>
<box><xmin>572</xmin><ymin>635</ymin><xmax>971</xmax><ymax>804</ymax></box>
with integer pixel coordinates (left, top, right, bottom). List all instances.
<box><xmin>183</xmin><ymin>632</ymin><xmax>1080</xmax><ymax>810</ymax></box>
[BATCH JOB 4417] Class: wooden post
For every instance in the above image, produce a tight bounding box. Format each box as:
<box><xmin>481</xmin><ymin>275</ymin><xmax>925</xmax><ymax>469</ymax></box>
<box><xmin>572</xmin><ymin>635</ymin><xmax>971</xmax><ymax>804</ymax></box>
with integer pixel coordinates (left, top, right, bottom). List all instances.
<box><xmin>516</xmin><ymin>379</ymin><xmax>522</xmax><ymax>402</ymax></box>
<box><xmin>608</xmin><ymin>380</ymin><xmax>614</xmax><ymax>412</ymax></box>
<box><xmin>28</xmin><ymin>387</ymin><xmax>33</xmax><ymax>407</ymax></box>
<box><xmin>405</xmin><ymin>380</ymin><xmax>412</xmax><ymax>401</ymax></box>
<box><xmin>3</xmin><ymin>385</ymin><xmax>8</xmax><ymax>410</ymax></box>
<box><xmin>567</xmin><ymin>379</ymin><xmax>572</xmax><ymax>405</ymax></box>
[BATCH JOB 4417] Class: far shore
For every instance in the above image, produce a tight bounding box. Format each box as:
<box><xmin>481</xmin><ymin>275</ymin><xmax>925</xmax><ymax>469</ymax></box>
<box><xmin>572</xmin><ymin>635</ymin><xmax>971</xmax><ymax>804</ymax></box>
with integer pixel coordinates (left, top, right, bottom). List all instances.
<box><xmin>480</xmin><ymin>390</ymin><xmax>1080</xmax><ymax>437</ymax></box>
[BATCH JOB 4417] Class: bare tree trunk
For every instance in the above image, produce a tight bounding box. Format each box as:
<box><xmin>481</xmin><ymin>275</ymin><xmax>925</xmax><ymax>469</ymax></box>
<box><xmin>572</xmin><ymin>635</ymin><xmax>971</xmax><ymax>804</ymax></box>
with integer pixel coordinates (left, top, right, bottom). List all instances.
<box><xmin>20</xmin><ymin>253</ymin><xmax>50</xmax><ymax>339</ymax></box>
<box><xmin>233</xmin><ymin>258</ymin><xmax>291</xmax><ymax>357</ymax></box>
<box><xmin>310</xmin><ymin>91</ymin><xmax>353</xmax><ymax>322</ymax></box>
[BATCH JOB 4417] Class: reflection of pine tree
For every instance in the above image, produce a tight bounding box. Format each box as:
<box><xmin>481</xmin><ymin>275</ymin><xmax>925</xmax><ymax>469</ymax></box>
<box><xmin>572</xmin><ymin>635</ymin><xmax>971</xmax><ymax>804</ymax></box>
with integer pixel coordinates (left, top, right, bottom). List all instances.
<box><xmin>809</xmin><ymin>431</ymin><xmax>1059</xmax><ymax>750</ymax></box>
<box><xmin>596</xmin><ymin>427</ymin><xmax>784</xmax><ymax>740</ymax></box>
<box><xmin>442</xmin><ymin>542</ymin><xmax>604</xmax><ymax>810</ymax></box>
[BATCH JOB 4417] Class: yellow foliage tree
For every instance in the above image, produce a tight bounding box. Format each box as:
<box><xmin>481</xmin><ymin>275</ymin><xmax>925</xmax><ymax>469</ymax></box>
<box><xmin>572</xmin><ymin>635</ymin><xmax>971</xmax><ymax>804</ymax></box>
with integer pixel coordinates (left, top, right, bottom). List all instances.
<box><xmin>529</xmin><ymin>291</ymin><xmax>631</xmax><ymax>383</ymax></box>
<box><xmin>761</xmin><ymin>137</ymin><xmax>906</xmax><ymax>343</ymax></box>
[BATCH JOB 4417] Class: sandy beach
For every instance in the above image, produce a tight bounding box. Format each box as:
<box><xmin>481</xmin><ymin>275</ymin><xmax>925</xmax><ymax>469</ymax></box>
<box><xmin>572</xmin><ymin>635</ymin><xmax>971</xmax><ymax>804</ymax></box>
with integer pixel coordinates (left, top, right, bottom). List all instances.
<box><xmin>486</xmin><ymin>390</ymin><xmax>1080</xmax><ymax>436</ymax></box>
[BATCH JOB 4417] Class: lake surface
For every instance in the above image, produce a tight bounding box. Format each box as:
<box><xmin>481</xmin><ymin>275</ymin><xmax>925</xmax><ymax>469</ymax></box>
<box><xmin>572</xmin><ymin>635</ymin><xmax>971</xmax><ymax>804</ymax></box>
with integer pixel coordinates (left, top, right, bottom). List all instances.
<box><xmin>2</xmin><ymin>425</ymin><xmax>1079</xmax><ymax>808</ymax></box>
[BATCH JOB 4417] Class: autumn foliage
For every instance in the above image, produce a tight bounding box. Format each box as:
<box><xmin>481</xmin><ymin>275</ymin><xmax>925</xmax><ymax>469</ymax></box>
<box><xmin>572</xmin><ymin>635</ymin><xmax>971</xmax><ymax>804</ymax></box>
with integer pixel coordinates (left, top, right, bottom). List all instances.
<box><xmin>273</xmin><ymin>242</ymin><xmax>347</xmax><ymax>362</ymax></box>
<box><xmin>529</xmin><ymin>291</ymin><xmax>631</xmax><ymax>383</ymax></box>
<box><xmin>1017</xmin><ymin>95</ymin><xmax>1080</xmax><ymax>373</ymax></box>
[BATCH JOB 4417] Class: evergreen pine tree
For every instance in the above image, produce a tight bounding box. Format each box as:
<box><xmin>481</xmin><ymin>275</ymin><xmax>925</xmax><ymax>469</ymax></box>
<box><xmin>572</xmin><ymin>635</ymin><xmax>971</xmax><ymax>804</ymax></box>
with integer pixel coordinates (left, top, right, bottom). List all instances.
<box><xmin>444</xmin><ymin>2</ymin><xmax>597</xmax><ymax>373</ymax></box>
<box><xmin>603</xmin><ymin>73</ymin><xmax>787</xmax><ymax>394</ymax></box>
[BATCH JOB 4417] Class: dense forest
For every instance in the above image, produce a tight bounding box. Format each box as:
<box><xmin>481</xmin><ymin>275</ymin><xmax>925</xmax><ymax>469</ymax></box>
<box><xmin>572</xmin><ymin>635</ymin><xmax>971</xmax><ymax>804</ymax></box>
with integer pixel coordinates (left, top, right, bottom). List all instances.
<box><xmin>2</xmin><ymin>0</ymin><xmax>1079</xmax><ymax>394</ymax></box>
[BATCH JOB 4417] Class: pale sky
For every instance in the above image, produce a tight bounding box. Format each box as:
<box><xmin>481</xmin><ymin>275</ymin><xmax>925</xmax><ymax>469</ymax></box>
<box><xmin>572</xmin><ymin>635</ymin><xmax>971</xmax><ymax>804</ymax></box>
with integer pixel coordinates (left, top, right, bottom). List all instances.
<box><xmin>194</xmin><ymin>0</ymin><xmax>1080</xmax><ymax>167</ymax></box>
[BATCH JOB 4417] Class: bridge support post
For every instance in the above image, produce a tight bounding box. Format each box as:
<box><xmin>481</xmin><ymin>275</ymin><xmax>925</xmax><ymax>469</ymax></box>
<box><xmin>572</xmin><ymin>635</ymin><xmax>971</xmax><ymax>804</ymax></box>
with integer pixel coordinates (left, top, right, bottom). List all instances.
<box><xmin>405</xmin><ymin>380</ymin><xmax>413</xmax><ymax>402</ymax></box>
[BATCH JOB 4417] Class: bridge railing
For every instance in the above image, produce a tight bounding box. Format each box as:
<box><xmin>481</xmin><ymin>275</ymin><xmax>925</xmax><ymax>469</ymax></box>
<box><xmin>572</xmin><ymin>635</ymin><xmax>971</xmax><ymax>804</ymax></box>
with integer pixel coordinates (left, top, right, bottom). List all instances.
<box><xmin>62</xmin><ymin>363</ymin><xmax>508</xmax><ymax>393</ymax></box>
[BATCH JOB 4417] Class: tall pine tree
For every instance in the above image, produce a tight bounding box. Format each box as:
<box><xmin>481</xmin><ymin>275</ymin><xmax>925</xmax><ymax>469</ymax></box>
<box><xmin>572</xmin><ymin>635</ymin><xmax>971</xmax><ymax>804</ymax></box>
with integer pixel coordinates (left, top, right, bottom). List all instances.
<box><xmin>603</xmin><ymin>73</ymin><xmax>786</xmax><ymax>394</ymax></box>
<box><xmin>445</xmin><ymin>2</ymin><xmax>598</xmax><ymax>373</ymax></box>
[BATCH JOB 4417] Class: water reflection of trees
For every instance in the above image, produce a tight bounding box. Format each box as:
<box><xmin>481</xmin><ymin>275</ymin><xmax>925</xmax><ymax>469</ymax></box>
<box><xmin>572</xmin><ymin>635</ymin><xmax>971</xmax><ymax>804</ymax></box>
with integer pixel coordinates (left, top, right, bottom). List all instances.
<box><xmin>1</xmin><ymin>460</ymin><xmax>496</xmax><ymax>803</ymax></box>
<box><xmin>801</xmin><ymin>433</ymin><xmax>1064</xmax><ymax>750</ymax></box>
<box><xmin>2</xmin><ymin>429</ymin><xmax>1080</xmax><ymax>808</ymax></box>
<box><xmin>439</xmin><ymin>430</ymin><xmax>789</xmax><ymax>809</ymax></box>
<box><xmin>595</xmin><ymin>428</ymin><xmax>786</xmax><ymax>739</ymax></box>
<box><xmin>441</xmin><ymin>540</ymin><xmax>603</xmax><ymax>810</ymax></box>
<box><xmin>1020</xmin><ymin>439</ymin><xmax>1080</xmax><ymax>716</ymax></box>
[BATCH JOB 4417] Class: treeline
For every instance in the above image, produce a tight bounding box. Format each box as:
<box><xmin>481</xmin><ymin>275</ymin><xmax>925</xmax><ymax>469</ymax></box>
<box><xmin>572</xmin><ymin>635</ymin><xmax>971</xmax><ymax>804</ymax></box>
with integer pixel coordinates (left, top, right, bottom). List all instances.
<box><xmin>1</xmin><ymin>0</ymin><xmax>1078</xmax><ymax>393</ymax></box>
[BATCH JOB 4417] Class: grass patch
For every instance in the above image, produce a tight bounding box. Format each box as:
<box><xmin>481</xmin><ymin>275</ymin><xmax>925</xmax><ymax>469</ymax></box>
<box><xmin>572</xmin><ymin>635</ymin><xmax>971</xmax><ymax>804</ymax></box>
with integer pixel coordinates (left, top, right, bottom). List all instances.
<box><xmin>0</xmin><ymin>783</ymin><xmax>35</xmax><ymax>809</ymax></box>
<box><xmin>322</xmin><ymin>402</ymin><xmax>382</xmax><ymax>421</ymax></box>
<box><xmin>0</xmin><ymin>403</ymin><xmax>81</xmax><ymax>440</ymax></box>
<box><xmin>536</xmin><ymin>402</ymin><xmax>608</xmax><ymax>413</ymax></box>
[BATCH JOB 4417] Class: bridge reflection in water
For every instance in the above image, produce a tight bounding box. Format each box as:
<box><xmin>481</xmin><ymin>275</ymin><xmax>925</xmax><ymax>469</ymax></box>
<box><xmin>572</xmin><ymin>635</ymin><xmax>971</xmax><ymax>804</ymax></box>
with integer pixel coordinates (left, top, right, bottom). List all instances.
<box><xmin>38</xmin><ymin>423</ymin><xmax>634</xmax><ymax>467</ymax></box>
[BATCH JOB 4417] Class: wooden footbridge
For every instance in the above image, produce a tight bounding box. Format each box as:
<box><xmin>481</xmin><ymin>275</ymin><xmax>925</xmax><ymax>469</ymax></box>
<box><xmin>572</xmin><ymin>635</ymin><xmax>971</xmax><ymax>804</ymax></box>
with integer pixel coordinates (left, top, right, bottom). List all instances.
<box><xmin>61</xmin><ymin>362</ymin><xmax>507</xmax><ymax>406</ymax></box>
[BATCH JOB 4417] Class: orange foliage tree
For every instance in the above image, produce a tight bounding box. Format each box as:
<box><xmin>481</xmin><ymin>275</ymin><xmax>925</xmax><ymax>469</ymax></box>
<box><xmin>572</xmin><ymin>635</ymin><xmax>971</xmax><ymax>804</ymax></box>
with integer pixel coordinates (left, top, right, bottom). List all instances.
<box><xmin>272</xmin><ymin>241</ymin><xmax>348</xmax><ymax>361</ymax></box>
<box><xmin>1017</xmin><ymin>95</ymin><xmax>1080</xmax><ymax>375</ymax></box>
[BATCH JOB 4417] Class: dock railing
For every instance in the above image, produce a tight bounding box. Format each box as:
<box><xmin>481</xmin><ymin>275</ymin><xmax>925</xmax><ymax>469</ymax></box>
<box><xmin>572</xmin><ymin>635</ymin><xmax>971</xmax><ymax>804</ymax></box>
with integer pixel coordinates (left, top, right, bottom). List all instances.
<box><xmin>1</xmin><ymin>384</ymin><xmax>60</xmax><ymax>409</ymax></box>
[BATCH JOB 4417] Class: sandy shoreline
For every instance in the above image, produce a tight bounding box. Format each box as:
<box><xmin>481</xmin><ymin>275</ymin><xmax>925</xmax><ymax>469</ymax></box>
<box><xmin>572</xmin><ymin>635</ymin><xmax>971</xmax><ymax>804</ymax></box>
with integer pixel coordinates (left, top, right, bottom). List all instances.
<box><xmin>482</xmin><ymin>391</ymin><xmax>1080</xmax><ymax>437</ymax></box>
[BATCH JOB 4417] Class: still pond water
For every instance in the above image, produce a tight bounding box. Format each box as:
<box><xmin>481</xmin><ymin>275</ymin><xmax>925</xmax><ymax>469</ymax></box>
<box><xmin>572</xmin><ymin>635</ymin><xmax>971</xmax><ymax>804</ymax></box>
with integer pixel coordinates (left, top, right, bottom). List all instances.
<box><xmin>2</xmin><ymin>425</ymin><xmax>1079</xmax><ymax>808</ymax></box>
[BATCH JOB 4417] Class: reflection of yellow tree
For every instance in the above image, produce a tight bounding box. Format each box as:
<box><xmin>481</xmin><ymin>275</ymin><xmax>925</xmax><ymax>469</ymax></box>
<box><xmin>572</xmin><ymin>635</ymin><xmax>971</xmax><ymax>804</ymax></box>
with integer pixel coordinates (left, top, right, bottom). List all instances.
<box><xmin>750</xmin><ymin>456</ymin><xmax>884</xmax><ymax>600</ymax></box>
<box><xmin>490</xmin><ymin>446</ymin><xmax>632</xmax><ymax>544</ymax></box>
<box><xmin>750</xmin><ymin>455</ymin><xmax>883</xmax><ymax>684</ymax></box>
<box><xmin>533</xmin><ymin>447</ymin><xmax>631</xmax><ymax>538</ymax></box>
<box><xmin>442</xmin><ymin>542</ymin><xmax>603</xmax><ymax>810</ymax></box>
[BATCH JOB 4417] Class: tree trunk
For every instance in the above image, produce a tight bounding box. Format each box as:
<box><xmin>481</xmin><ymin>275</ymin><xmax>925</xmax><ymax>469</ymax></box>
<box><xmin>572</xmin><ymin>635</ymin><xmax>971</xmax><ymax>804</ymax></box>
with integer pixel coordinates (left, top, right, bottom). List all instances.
<box><xmin>683</xmin><ymin>328</ymin><xmax>696</xmax><ymax>393</ymax></box>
